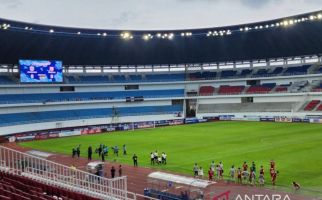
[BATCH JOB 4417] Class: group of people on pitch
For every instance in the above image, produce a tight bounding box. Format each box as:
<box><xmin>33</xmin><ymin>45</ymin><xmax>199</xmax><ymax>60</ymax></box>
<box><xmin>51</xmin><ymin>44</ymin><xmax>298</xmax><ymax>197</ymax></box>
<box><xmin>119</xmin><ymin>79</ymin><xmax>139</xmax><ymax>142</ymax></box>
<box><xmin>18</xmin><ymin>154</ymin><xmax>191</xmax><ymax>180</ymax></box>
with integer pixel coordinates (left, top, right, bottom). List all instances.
<box><xmin>150</xmin><ymin>151</ymin><xmax>167</xmax><ymax>165</ymax></box>
<box><xmin>194</xmin><ymin>160</ymin><xmax>280</xmax><ymax>187</ymax></box>
<box><xmin>72</xmin><ymin>144</ymin><xmax>127</xmax><ymax>162</ymax></box>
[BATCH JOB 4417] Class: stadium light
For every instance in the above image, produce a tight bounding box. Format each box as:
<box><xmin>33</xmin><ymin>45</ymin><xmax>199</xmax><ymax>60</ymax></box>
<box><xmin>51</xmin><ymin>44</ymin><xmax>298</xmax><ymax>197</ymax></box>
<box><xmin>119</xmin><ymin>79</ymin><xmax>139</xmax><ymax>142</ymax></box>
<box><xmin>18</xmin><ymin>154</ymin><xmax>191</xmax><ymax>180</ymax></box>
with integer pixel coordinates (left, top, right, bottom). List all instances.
<box><xmin>143</xmin><ymin>33</ymin><xmax>153</xmax><ymax>41</ymax></box>
<box><xmin>25</xmin><ymin>26</ymin><xmax>29</xmax><ymax>30</ymax></box>
<box><xmin>102</xmin><ymin>32</ymin><xmax>107</xmax><ymax>37</ymax></box>
<box><xmin>309</xmin><ymin>15</ymin><xmax>315</xmax><ymax>20</ymax></box>
<box><xmin>318</xmin><ymin>14</ymin><xmax>322</xmax><ymax>19</ymax></box>
<box><xmin>168</xmin><ymin>33</ymin><xmax>174</xmax><ymax>40</ymax></box>
<box><xmin>77</xmin><ymin>32</ymin><xmax>81</xmax><ymax>35</ymax></box>
<box><xmin>49</xmin><ymin>29</ymin><xmax>54</xmax><ymax>33</ymax></box>
<box><xmin>156</xmin><ymin>33</ymin><xmax>161</xmax><ymax>38</ymax></box>
<box><xmin>283</xmin><ymin>20</ymin><xmax>289</xmax><ymax>26</ymax></box>
<box><xmin>121</xmin><ymin>32</ymin><xmax>133</xmax><ymax>39</ymax></box>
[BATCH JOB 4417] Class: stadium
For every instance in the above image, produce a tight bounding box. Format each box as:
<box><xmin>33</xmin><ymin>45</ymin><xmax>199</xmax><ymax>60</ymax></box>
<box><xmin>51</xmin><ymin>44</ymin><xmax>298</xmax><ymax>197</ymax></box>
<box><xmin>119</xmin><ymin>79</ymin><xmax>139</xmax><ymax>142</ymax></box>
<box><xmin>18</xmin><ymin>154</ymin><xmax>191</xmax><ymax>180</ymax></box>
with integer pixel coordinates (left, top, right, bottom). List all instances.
<box><xmin>0</xmin><ymin>2</ymin><xmax>322</xmax><ymax>200</ymax></box>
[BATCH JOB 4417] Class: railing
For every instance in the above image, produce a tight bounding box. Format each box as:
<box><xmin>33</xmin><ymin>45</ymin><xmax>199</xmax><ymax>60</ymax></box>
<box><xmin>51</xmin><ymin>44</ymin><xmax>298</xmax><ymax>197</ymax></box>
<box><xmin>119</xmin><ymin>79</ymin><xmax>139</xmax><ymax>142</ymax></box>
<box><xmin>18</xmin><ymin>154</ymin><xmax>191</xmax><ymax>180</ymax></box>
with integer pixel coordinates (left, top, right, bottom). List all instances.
<box><xmin>0</xmin><ymin>145</ymin><xmax>133</xmax><ymax>200</ymax></box>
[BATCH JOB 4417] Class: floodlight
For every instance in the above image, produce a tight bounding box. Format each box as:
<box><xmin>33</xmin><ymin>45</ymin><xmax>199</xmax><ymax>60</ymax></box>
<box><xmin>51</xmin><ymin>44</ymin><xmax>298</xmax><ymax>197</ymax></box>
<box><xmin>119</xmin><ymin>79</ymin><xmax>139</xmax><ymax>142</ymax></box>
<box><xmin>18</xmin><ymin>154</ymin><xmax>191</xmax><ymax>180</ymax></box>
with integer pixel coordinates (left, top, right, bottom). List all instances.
<box><xmin>318</xmin><ymin>14</ymin><xmax>322</xmax><ymax>19</ymax></box>
<box><xmin>121</xmin><ymin>32</ymin><xmax>132</xmax><ymax>39</ymax></box>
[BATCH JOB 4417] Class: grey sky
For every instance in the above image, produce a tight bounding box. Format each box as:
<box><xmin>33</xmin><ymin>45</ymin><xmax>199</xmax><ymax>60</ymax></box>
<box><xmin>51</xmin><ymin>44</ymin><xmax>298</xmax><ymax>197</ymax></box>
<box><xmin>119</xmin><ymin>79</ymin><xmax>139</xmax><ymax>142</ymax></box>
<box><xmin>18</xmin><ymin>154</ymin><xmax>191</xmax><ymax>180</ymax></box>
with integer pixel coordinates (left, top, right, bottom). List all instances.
<box><xmin>0</xmin><ymin>0</ymin><xmax>321</xmax><ymax>30</ymax></box>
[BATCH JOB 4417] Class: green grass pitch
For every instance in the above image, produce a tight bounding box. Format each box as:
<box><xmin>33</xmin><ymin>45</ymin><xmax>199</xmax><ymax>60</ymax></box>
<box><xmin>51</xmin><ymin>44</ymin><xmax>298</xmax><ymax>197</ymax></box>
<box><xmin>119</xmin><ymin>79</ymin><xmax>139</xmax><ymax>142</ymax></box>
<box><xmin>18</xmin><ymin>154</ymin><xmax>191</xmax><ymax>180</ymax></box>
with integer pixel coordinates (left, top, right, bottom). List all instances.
<box><xmin>19</xmin><ymin>121</ymin><xmax>322</xmax><ymax>189</ymax></box>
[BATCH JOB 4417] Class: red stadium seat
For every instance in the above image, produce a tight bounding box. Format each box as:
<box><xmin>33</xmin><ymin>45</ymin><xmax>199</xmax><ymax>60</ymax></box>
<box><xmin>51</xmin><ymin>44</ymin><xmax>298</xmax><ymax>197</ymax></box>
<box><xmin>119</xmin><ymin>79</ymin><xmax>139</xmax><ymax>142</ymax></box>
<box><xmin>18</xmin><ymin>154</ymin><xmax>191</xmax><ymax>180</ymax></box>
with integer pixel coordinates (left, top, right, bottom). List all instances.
<box><xmin>304</xmin><ymin>100</ymin><xmax>321</xmax><ymax>111</ymax></box>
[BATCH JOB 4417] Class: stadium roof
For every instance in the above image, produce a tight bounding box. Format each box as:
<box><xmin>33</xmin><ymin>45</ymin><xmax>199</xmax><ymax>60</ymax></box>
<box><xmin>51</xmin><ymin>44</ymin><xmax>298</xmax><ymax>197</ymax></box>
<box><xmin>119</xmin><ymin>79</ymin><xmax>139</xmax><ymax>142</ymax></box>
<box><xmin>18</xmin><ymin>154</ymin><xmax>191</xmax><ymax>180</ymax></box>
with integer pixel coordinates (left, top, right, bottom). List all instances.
<box><xmin>0</xmin><ymin>10</ymin><xmax>322</xmax><ymax>66</ymax></box>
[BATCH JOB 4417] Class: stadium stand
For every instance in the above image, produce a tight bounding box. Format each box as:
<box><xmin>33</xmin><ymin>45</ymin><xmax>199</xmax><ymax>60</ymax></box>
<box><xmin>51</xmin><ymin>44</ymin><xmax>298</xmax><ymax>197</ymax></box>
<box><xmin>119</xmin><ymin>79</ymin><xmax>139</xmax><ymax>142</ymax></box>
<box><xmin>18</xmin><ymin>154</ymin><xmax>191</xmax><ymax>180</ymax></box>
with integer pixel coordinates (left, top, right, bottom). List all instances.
<box><xmin>145</xmin><ymin>74</ymin><xmax>185</xmax><ymax>82</ymax></box>
<box><xmin>0</xmin><ymin>171</ymin><xmax>100</xmax><ymax>200</ymax></box>
<box><xmin>253</xmin><ymin>69</ymin><xmax>269</xmax><ymax>77</ymax></box>
<box><xmin>283</xmin><ymin>65</ymin><xmax>311</xmax><ymax>76</ymax></box>
<box><xmin>268</xmin><ymin>67</ymin><xmax>284</xmax><ymax>76</ymax></box>
<box><xmin>199</xmin><ymin>86</ymin><xmax>215</xmax><ymax>96</ymax></box>
<box><xmin>0</xmin><ymin>105</ymin><xmax>182</xmax><ymax>126</ymax></box>
<box><xmin>274</xmin><ymin>85</ymin><xmax>289</xmax><ymax>93</ymax></box>
<box><xmin>0</xmin><ymin>89</ymin><xmax>184</xmax><ymax>104</ymax></box>
<box><xmin>220</xmin><ymin>70</ymin><xmax>237</xmax><ymax>79</ymax></box>
<box><xmin>303</xmin><ymin>100</ymin><xmax>321</xmax><ymax>111</ymax></box>
<box><xmin>316</xmin><ymin>103</ymin><xmax>322</xmax><ymax>111</ymax></box>
<box><xmin>77</xmin><ymin>75</ymin><xmax>109</xmax><ymax>83</ymax></box>
<box><xmin>246</xmin><ymin>84</ymin><xmax>275</xmax><ymax>94</ymax></box>
<box><xmin>218</xmin><ymin>86</ymin><xmax>245</xmax><ymax>95</ymax></box>
<box><xmin>239</xmin><ymin>69</ymin><xmax>253</xmax><ymax>77</ymax></box>
<box><xmin>0</xmin><ymin>75</ymin><xmax>15</xmax><ymax>84</ymax></box>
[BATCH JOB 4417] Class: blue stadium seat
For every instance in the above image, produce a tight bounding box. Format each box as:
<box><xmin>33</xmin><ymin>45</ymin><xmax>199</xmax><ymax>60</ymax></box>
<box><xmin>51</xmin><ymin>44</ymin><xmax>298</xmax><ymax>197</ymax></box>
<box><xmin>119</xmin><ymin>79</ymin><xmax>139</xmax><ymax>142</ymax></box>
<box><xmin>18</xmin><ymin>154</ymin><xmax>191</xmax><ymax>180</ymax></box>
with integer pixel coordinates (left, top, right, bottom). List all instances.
<box><xmin>253</xmin><ymin>69</ymin><xmax>268</xmax><ymax>77</ymax></box>
<box><xmin>240</xmin><ymin>69</ymin><xmax>253</xmax><ymax>77</ymax></box>
<box><xmin>269</xmin><ymin>67</ymin><xmax>284</xmax><ymax>75</ymax></box>
<box><xmin>145</xmin><ymin>74</ymin><xmax>185</xmax><ymax>82</ymax></box>
<box><xmin>0</xmin><ymin>89</ymin><xmax>185</xmax><ymax>104</ymax></box>
<box><xmin>0</xmin><ymin>105</ymin><xmax>183</xmax><ymax>126</ymax></box>
<box><xmin>221</xmin><ymin>70</ymin><xmax>237</xmax><ymax>78</ymax></box>
<box><xmin>0</xmin><ymin>75</ymin><xmax>15</xmax><ymax>84</ymax></box>
<box><xmin>283</xmin><ymin>65</ymin><xmax>311</xmax><ymax>76</ymax></box>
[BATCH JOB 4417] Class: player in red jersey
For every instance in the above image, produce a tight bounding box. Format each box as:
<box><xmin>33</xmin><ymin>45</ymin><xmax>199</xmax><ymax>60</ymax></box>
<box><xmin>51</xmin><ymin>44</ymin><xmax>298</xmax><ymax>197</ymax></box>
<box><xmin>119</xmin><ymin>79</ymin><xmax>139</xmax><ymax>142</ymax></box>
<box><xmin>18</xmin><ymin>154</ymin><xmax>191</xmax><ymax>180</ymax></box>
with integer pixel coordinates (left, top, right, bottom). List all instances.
<box><xmin>242</xmin><ymin>161</ymin><xmax>248</xmax><ymax>171</ymax></box>
<box><xmin>237</xmin><ymin>167</ymin><xmax>242</xmax><ymax>184</ymax></box>
<box><xmin>271</xmin><ymin>168</ymin><xmax>278</xmax><ymax>185</ymax></box>
<box><xmin>208</xmin><ymin>167</ymin><xmax>214</xmax><ymax>181</ymax></box>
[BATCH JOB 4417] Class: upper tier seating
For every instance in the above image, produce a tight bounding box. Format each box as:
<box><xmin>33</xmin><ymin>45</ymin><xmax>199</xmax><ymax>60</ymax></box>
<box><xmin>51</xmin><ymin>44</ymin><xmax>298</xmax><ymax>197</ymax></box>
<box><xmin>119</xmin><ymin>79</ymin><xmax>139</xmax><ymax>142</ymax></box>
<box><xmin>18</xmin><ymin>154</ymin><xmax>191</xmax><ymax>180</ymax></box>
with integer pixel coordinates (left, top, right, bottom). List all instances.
<box><xmin>0</xmin><ymin>89</ymin><xmax>184</xmax><ymax>104</ymax></box>
<box><xmin>304</xmin><ymin>100</ymin><xmax>321</xmax><ymax>111</ymax></box>
<box><xmin>239</xmin><ymin>69</ymin><xmax>253</xmax><ymax>77</ymax></box>
<box><xmin>246</xmin><ymin>84</ymin><xmax>275</xmax><ymax>94</ymax></box>
<box><xmin>0</xmin><ymin>171</ymin><xmax>100</xmax><ymax>200</ymax></box>
<box><xmin>0</xmin><ymin>64</ymin><xmax>318</xmax><ymax>84</ymax></box>
<box><xmin>220</xmin><ymin>70</ymin><xmax>237</xmax><ymax>78</ymax></box>
<box><xmin>283</xmin><ymin>65</ymin><xmax>311</xmax><ymax>76</ymax></box>
<box><xmin>268</xmin><ymin>67</ymin><xmax>284</xmax><ymax>75</ymax></box>
<box><xmin>78</xmin><ymin>75</ymin><xmax>109</xmax><ymax>83</ymax></box>
<box><xmin>0</xmin><ymin>75</ymin><xmax>15</xmax><ymax>84</ymax></box>
<box><xmin>218</xmin><ymin>86</ymin><xmax>245</xmax><ymax>95</ymax></box>
<box><xmin>189</xmin><ymin>71</ymin><xmax>217</xmax><ymax>80</ymax></box>
<box><xmin>0</xmin><ymin>105</ymin><xmax>183</xmax><ymax>126</ymax></box>
<box><xmin>145</xmin><ymin>74</ymin><xmax>185</xmax><ymax>82</ymax></box>
<box><xmin>199</xmin><ymin>86</ymin><xmax>215</xmax><ymax>96</ymax></box>
<box><xmin>253</xmin><ymin>69</ymin><xmax>269</xmax><ymax>77</ymax></box>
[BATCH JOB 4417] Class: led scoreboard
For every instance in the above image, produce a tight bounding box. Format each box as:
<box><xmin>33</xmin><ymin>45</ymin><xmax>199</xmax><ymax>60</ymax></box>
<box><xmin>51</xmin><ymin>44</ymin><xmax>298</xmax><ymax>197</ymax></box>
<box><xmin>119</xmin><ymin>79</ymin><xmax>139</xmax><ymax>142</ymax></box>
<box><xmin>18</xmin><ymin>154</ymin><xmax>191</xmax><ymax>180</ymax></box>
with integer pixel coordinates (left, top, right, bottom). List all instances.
<box><xmin>19</xmin><ymin>60</ymin><xmax>63</xmax><ymax>83</ymax></box>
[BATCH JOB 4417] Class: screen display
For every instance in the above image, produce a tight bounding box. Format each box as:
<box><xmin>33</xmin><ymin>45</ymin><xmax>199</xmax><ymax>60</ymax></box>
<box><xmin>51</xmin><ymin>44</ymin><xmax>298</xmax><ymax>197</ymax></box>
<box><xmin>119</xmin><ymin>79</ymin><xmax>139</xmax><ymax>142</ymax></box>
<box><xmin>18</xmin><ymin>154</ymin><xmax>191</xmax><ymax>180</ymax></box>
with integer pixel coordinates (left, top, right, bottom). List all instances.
<box><xmin>19</xmin><ymin>60</ymin><xmax>63</xmax><ymax>83</ymax></box>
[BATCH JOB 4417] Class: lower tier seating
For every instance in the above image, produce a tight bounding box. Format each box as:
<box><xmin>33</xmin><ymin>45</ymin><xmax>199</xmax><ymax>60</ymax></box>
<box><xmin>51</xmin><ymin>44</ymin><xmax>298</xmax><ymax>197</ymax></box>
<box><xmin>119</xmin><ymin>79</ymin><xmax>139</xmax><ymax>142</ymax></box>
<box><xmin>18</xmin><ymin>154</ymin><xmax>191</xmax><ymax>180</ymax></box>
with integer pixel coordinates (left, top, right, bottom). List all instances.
<box><xmin>316</xmin><ymin>103</ymin><xmax>322</xmax><ymax>111</ymax></box>
<box><xmin>218</xmin><ymin>86</ymin><xmax>245</xmax><ymax>95</ymax></box>
<box><xmin>246</xmin><ymin>85</ymin><xmax>274</xmax><ymax>94</ymax></box>
<box><xmin>0</xmin><ymin>171</ymin><xmax>100</xmax><ymax>200</ymax></box>
<box><xmin>199</xmin><ymin>86</ymin><xmax>215</xmax><ymax>96</ymax></box>
<box><xmin>303</xmin><ymin>100</ymin><xmax>321</xmax><ymax>111</ymax></box>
